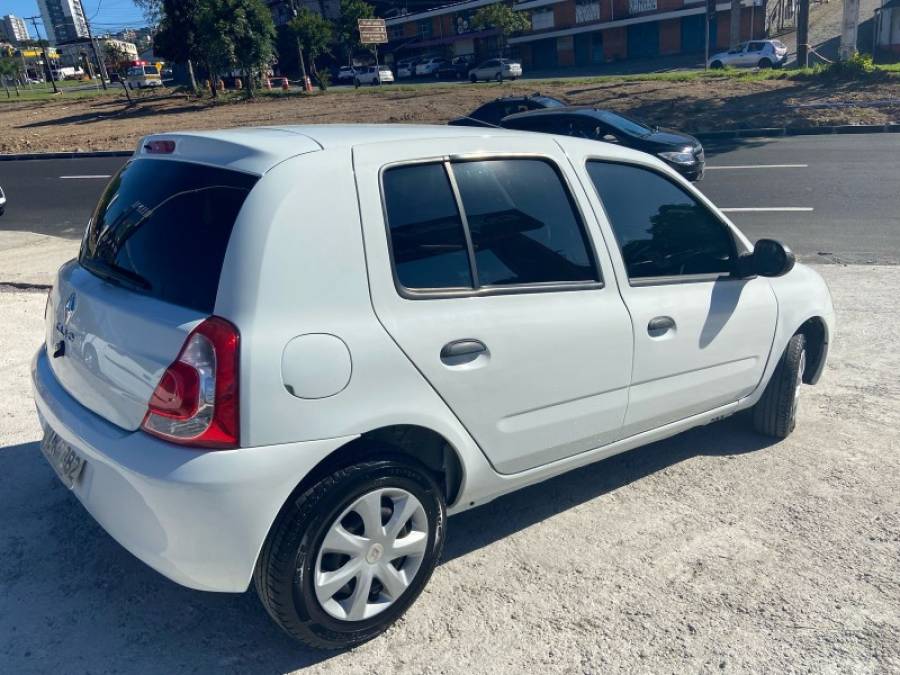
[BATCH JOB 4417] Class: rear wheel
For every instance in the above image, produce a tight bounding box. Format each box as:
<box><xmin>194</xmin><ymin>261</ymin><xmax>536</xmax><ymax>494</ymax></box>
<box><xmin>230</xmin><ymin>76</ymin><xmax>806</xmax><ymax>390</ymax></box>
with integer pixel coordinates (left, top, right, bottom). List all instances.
<box><xmin>495</xmin><ymin>72</ymin><xmax>502</xmax><ymax>82</ymax></box>
<box><xmin>752</xmin><ymin>333</ymin><xmax>806</xmax><ymax>438</ymax></box>
<box><xmin>711</xmin><ymin>60</ymin><xmax>724</xmax><ymax>69</ymax></box>
<box><xmin>254</xmin><ymin>457</ymin><xmax>446</xmax><ymax>649</ymax></box>
<box><xmin>470</xmin><ymin>74</ymin><xmax>477</xmax><ymax>83</ymax></box>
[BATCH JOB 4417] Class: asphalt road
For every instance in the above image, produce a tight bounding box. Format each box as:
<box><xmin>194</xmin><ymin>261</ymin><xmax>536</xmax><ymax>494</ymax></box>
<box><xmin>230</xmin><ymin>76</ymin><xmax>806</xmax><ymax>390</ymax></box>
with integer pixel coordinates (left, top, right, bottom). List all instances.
<box><xmin>1</xmin><ymin>134</ymin><xmax>898</xmax><ymax>264</ymax></box>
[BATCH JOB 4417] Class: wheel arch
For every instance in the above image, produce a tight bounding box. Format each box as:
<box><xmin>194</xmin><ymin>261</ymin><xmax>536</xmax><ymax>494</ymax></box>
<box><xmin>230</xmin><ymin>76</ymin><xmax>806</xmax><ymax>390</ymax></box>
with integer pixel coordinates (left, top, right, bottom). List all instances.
<box><xmin>796</xmin><ymin>315</ymin><xmax>829</xmax><ymax>384</ymax></box>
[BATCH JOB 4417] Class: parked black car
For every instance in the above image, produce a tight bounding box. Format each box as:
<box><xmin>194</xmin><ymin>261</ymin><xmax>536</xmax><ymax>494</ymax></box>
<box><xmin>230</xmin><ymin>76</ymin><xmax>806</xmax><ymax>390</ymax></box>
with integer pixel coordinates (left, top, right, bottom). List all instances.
<box><xmin>436</xmin><ymin>56</ymin><xmax>475</xmax><ymax>80</ymax></box>
<box><xmin>448</xmin><ymin>93</ymin><xmax>565</xmax><ymax>127</ymax></box>
<box><xmin>500</xmin><ymin>107</ymin><xmax>705</xmax><ymax>181</ymax></box>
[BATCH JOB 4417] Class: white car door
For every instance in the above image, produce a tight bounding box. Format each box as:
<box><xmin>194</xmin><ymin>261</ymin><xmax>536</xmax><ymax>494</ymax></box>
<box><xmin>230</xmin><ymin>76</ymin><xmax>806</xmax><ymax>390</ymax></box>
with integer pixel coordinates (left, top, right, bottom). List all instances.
<box><xmin>354</xmin><ymin>135</ymin><xmax>635</xmax><ymax>474</ymax></box>
<box><xmin>576</xmin><ymin>157</ymin><xmax>778</xmax><ymax>436</ymax></box>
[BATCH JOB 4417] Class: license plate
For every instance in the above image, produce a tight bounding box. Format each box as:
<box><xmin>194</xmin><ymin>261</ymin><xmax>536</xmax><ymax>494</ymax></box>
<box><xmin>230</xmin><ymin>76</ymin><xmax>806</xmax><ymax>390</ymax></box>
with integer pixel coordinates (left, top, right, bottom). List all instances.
<box><xmin>41</xmin><ymin>429</ymin><xmax>85</xmax><ymax>489</ymax></box>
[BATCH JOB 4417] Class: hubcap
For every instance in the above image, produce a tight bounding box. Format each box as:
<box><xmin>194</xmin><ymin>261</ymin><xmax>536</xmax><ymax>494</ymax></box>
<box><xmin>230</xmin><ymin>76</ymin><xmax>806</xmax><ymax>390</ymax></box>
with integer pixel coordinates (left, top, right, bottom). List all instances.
<box><xmin>314</xmin><ymin>488</ymin><xmax>428</xmax><ymax>622</ymax></box>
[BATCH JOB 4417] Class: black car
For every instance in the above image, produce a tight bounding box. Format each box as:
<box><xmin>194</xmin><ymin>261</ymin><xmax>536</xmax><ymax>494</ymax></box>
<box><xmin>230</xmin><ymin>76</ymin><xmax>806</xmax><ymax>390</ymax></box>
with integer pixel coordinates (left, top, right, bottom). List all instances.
<box><xmin>500</xmin><ymin>107</ymin><xmax>705</xmax><ymax>181</ymax></box>
<box><xmin>436</xmin><ymin>56</ymin><xmax>474</xmax><ymax>80</ymax></box>
<box><xmin>448</xmin><ymin>93</ymin><xmax>566</xmax><ymax>128</ymax></box>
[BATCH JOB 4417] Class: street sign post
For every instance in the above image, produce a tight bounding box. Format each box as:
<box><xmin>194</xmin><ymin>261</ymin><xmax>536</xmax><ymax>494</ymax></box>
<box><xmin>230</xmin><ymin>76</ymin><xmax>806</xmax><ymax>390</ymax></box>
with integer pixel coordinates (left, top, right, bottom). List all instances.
<box><xmin>358</xmin><ymin>18</ymin><xmax>388</xmax><ymax>74</ymax></box>
<box><xmin>358</xmin><ymin>18</ymin><xmax>388</xmax><ymax>45</ymax></box>
<box><xmin>705</xmin><ymin>0</ymin><xmax>716</xmax><ymax>70</ymax></box>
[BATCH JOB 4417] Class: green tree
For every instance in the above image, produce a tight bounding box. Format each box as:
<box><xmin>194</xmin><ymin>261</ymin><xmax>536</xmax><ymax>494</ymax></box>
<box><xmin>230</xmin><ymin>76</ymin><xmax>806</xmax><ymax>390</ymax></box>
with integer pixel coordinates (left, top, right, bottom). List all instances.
<box><xmin>0</xmin><ymin>56</ymin><xmax>22</xmax><ymax>98</ymax></box>
<box><xmin>334</xmin><ymin>0</ymin><xmax>375</xmax><ymax>66</ymax></box>
<box><xmin>195</xmin><ymin>0</ymin><xmax>236</xmax><ymax>97</ymax></box>
<box><xmin>289</xmin><ymin>8</ymin><xmax>333</xmax><ymax>90</ymax></box>
<box><xmin>231</xmin><ymin>0</ymin><xmax>276</xmax><ymax>97</ymax></box>
<box><xmin>153</xmin><ymin>0</ymin><xmax>203</xmax><ymax>93</ymax></box>
<box><xmin>103</xmin><ymin>42</ymin><xmax>134</xmax><ymax>102</ymax></box>
<box><xmin>471</xmin><ymin>2</ymin><xmax>529</xmax><ymax>75</ymax></box>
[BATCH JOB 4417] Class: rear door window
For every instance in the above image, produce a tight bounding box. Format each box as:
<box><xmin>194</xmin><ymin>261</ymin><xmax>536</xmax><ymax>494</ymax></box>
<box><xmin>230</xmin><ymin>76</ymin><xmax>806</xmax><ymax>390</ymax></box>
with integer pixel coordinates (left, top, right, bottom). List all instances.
<box><xmin>382</xmin><ymin>159</ymin><xmax>599</xmax><ymax>294</ymax></box>
<box><xmin>79</xmin><ymin>158</ymin><xmax>258</xmax><ymax>313</ymax></box>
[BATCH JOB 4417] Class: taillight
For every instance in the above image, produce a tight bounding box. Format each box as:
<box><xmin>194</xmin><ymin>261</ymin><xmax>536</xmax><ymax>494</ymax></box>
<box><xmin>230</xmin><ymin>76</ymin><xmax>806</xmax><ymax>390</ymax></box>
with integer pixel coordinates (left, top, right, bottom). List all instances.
<box><xmin>141</xmin><ymin>316</ymin><xmax>239</xmax><ymax>449</ymax></box>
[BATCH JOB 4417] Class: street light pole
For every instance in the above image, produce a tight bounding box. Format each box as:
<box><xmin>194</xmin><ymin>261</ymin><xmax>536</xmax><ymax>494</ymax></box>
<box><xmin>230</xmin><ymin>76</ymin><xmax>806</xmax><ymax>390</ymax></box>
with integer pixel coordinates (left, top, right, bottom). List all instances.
<box><xmin>26</xmin><ymin>16</ymin><xmax>58</xmax><ymax>93</ymax></box>
<box><xmin>77</xmin><ymin>0</ymin><xmax>108</xmax><ymax>89</ymax></box>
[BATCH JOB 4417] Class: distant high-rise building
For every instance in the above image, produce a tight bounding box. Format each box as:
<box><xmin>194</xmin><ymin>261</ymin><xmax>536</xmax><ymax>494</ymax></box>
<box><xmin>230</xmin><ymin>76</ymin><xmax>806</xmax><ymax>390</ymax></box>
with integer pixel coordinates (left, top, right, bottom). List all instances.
<box><xmin>1</xmin><ymin>14</ymin><xmax>31</xmax><ymax>43</ymax></box>
<box><xmin>36</xmin><ymin>0</ymin><xmax>89</xmax><ymax>45</ymax></box>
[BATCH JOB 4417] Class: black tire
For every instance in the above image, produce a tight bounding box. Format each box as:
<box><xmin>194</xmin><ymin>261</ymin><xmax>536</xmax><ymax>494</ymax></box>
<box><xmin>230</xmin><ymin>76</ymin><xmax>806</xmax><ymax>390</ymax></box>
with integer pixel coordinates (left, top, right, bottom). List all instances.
<box><xmin>254</xmin><ymin>456</ymin><xmax>446</xmax><ymax>650</ymax></box>
<box><xmin>758</xmin><ymin>58</ymin><xmax>773</xmax><ymax>69</ymax></box>
<box><xmin>711</xmin><ymin>60</ymin><xmax>724</xmax><ymax>69</ymax></box>
<box><xmin>495</xmin><ymin>72</ymin><xmax>502</xmax><ymax>82</ymax></box>
<box><xmin>752</xmin><ymin>333</ymin><xmax>806</xmax><ymax>438</ymax></box>
<box><xmin>470</xmin><ymin>74</ymin><xmax>477</xmax><ymax>83</ymax></box>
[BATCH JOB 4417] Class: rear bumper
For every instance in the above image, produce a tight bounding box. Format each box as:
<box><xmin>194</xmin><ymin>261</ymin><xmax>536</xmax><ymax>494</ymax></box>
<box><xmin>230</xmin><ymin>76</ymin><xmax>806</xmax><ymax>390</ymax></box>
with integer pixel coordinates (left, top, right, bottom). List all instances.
<box><xmin>31</xmin><ymin>347</ymin><xmax>354</xmax><ymax>592</ymax></box>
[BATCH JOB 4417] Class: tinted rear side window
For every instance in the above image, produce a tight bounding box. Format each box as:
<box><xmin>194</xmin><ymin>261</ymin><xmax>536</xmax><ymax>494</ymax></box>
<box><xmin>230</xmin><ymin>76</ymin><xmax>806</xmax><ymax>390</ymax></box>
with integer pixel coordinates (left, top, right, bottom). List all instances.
<box><xmin>382</xmin><ymin>164</ymin><xmax>474</xmax><ymax>290</ymax></box>
<box><xmin>80</xmin><ymin>159</ymin><xmax>257</xmax><ymax>313</ymax></box>
<box><xmin>452</xmin><ymin>159</ymin><xmax>597</xmax><ymax>286</ymax></box>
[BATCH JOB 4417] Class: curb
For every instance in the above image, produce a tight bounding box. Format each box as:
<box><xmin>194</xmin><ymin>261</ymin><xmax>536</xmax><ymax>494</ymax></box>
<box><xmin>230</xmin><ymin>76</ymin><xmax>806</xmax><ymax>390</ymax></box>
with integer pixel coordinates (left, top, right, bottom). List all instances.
<box><xmin>695</xmin><ymin>122</ymin><xmax>900</xmax><ymax>141</ymax></box>
<box><xmin>0</xmin><ymin>150</ymin><xmax>132</xmax><ymax>161</ymax></box>
<box><xmin>0</xmin><ymin>282</ymin><xmax>52</xmax><ymax>291</ymax></box>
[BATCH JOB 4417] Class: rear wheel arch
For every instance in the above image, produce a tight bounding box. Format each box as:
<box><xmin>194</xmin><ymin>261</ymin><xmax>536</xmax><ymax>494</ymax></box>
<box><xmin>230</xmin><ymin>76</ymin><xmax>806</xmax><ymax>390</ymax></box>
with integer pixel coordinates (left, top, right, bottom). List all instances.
<box><xmin>275</xmin><ymin>425</ymin><xmax>465</xmax><ymax>517</ymax></box>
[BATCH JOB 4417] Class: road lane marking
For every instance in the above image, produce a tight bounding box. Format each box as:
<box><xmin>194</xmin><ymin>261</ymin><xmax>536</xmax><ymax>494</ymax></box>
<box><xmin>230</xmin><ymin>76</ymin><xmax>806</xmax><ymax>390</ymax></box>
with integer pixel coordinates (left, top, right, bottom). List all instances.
<box><xmin>59</xmin><ymin>175</ymin><xmax>111</xmax><ymax>179</ymax></box>
<box><xmin>720</xmin><ymin>207</ymin><xmax>814</xmax><ymax>212</ymax></box>
<box><xmin>706</xmin><ymin>164</ymin><xmax>808</xmax><ymax>170</ymax></box>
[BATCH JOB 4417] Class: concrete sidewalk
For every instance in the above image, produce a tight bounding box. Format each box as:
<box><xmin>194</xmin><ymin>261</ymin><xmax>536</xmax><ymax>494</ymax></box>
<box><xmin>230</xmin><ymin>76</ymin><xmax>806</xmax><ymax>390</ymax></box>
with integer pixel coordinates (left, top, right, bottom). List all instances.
<box><xmin>0</xmin><ymin>232</ymin><xmax>79</xmax><ymax>287</ymax></box>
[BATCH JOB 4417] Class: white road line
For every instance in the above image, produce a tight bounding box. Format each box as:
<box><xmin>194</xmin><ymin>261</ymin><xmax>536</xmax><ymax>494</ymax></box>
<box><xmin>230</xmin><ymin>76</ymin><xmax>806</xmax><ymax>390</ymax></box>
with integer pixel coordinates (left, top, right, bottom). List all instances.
<box><xmin>59</xmin><ymin>175</ymin><xmax>111</xmax><ymax>179</ymax></box>
<box><xmin>706</xmin><ymin>164</ymin><xmax>808</xmax><ymax>170</ymax></box>
<box><xmin>720</xmin><ymin>207</ymin><xmax>814</xmax><ymax>213</ymax></box>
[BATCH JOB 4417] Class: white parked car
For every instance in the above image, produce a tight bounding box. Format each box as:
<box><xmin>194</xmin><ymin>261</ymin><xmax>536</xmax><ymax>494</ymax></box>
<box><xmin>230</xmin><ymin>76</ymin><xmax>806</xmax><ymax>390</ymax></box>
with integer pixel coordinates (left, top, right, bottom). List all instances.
<box><xmin>33</xmin><ymin>125</ymin><xmax>834</xmax><ymax>650</ymax></box>
<box><xmin>709</xmin><ymin>39</ymin><xmax>788</xmax><ymax>69</ymax></box>
<box><xmin>469</xmin><ymin>58</ymin><xmax>523</xmax><ymax>82</ymax></box>
<box><xmin>336</xmin><ymin>65</ymin><xmax>357</xmax><ymax>83</ymax></box>
<box><xmin>0</xmin><ymin>184</ymin><xmax>5</xmax><ymax>215</ymax></box>
<box><xmin>354</xmin><ymin>65</ymin><xmax>395</xmax><ymax>85</ymax></box>
<box><xmin>396</xmin><ymin>60</ymin><xmax>416</xmax><ymax>78</ymax></box>
<box><xmin>415</xmin><ymin>57</ymin><xmax>446</xmax><ymax>76</ymax></box>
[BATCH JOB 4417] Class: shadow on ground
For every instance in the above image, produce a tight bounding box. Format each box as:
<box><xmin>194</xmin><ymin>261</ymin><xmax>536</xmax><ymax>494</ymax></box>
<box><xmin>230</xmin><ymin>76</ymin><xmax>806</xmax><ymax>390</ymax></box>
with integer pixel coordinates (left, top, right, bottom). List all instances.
<box><xmin>0</xmin><ymin>416</ymin><xmax>774</xmax><ymax>673</ymax></box>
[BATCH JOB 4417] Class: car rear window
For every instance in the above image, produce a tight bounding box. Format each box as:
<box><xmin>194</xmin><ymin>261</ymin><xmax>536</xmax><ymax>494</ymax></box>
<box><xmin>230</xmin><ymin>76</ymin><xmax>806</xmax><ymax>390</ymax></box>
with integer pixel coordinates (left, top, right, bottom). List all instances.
<box><xmin>79</xmin><ymin>158</ymin><xmax>258</xmax><ymax>313</ymax></box>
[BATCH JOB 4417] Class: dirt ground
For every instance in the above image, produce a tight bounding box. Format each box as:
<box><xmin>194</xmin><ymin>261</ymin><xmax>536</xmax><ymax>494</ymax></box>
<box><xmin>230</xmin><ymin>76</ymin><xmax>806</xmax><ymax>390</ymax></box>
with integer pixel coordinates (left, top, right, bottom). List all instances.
<box><xmin>2</xmin><ymin>74</ymin><xmax>898</xmax><ymax>154</ymax></box>
<box><xmin>1</xmin><ymin>262</ymin><xmax>898</xmax><ymax>674</ymax></box>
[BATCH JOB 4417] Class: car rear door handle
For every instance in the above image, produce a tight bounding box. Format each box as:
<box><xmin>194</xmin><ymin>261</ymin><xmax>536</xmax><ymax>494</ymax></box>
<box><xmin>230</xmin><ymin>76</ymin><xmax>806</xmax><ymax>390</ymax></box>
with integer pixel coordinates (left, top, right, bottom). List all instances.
<box><xmin>647</xmin><ymin>316</ymin><xmax>676</xmax><ymax>336</ymax></box>
<box><xmin>440</xmin><ymin>339</ymin><xmax>487</xmax><ymax>362</ymax></box>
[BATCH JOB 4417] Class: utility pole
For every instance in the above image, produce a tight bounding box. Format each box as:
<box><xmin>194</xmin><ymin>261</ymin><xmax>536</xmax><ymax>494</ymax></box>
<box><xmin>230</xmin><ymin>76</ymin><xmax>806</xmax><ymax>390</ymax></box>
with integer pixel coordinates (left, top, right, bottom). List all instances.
<box><xmin>796</xmin><ymin>0</ymin><xmax>810</xmax><ymax>67</ymax></box>
<box><xmin>26</xmin><ymin>16</ymin><xmax>58</xmax><ymax>93</ymax></box>
<box><xmin>289</xmin><ymin>1</ymin><xmax>309</xmax><ymax>86</ymax></box>
<box><xmin>705</xmin><ymin>0</ymin><xmax>716</xmax><ymax>70</ymax></box>
<box><xmin>839</xmin><ymin>0</ymin><xmax>860</xmax><ymax>61</ymax></box>
<box><xmin>77</xmin><ymin>0</ymin><xmax>108</xmax><ymax>89</ymax></box>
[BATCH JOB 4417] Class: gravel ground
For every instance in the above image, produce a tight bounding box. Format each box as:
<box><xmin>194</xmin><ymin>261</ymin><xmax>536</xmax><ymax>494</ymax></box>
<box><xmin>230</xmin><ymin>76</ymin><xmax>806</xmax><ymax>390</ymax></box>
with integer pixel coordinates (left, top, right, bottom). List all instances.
<box><xmin>1</xmin><ymin>263</ymin><xmax>899</xmax><ymax>674</ymax></box>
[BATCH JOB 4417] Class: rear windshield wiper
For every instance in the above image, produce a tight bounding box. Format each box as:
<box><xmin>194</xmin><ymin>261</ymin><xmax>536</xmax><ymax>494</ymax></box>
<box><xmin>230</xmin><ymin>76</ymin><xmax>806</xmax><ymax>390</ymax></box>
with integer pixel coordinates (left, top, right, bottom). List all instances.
<box><xmin>80</xmin><ymin>258</ymin><xmax>152</xmax><ymax>291</ymax></box>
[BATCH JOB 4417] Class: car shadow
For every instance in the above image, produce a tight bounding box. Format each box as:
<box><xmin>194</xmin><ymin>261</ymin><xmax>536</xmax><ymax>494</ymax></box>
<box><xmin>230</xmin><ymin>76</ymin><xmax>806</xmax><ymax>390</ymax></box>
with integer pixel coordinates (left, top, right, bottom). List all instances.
<box><xmin>0</xmin><ymin>416</ymin><xmax>776</xmax><ymax>672</ymax></box>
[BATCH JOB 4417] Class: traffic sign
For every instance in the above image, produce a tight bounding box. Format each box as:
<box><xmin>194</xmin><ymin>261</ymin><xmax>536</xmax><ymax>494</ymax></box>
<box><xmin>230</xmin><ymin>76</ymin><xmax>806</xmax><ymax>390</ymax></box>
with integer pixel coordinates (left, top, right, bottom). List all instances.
<box><xmin>358</xmin><ymin>18</ymin><xmax>388</xmax><ymax>44</ymax></box>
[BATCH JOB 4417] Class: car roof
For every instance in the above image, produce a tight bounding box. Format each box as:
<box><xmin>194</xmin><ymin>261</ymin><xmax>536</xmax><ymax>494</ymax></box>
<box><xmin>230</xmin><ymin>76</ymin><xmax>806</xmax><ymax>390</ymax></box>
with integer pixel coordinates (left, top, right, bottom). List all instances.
<box><xmin>139</xmin><ymin>124</ymin><xmax>651</xmax><ymax>175</ymax></box>
<box><xmin>501</xmin><ymin>106</ymin><xmax>611</xmax><ymax>122</ymax></box>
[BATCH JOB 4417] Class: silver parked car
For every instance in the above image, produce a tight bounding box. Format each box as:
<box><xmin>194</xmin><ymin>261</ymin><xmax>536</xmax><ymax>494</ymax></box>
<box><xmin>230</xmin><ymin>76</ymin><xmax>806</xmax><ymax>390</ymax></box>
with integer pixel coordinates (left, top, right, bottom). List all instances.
<box><xmin>708</xmin><ymin>39</ymin><xmax>788</xmax><ymax>69</ymax></box>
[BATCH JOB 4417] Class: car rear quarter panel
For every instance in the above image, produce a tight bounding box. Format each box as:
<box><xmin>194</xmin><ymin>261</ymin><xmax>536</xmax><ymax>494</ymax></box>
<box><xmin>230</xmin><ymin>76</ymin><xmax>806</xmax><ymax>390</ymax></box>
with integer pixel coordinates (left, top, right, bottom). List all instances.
<box><xmin>213</xmin><ymin>148</ymin><xmax>494</xmax><ymax>505</ymax></box>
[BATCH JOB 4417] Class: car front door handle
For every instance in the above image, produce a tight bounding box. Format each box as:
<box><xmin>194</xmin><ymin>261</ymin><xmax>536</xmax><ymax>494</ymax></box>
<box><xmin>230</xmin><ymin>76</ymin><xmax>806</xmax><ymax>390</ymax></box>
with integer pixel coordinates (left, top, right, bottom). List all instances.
<box><xmin>647</xmin><ymin>316</ymin><xmax>676</xmax><ymax>336</ymax></box>
<box><xmin>440</xmin><ymin>339</ymin><xmax>487</xmax><ymax>362</ymax></box>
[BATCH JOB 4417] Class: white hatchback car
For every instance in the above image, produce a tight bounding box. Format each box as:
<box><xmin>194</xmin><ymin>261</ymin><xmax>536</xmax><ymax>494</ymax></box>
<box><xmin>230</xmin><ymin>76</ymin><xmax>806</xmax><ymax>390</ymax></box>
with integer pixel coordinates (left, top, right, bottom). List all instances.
<box><xmin>469</xmin><ymin>58</ymin><xmax>523</xmax><ymax>82</ymax></box>
<box><xmin>709</xmin><ymin>39</ymin><xmax>788</xmax><ymax>69</ymax></box>
<box><xmin>354</xmin><ymin>65</ymin><xmax>395</xmax><ymax>85</ymax></box>
<box><xmin>33</xmin><ymin>125</ymin><xmax>834</xmax><ymax>649</ymax></box>
<box><xmin>415</xmin><ymin>57</ymin><xmax>446</xmax><ymax>76</ymax></box>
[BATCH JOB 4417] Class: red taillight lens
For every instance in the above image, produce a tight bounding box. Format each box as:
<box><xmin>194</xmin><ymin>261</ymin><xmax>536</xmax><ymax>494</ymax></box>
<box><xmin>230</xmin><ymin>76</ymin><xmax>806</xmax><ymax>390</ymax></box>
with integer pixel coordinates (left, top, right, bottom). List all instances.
<box><xmin>144</xmin><ymin>139</ymin><xmax>175</xmax><ymax>154</ymax></box>
<box><xmin>141</xmin><ymin>316</ymin><xmax>239</xmax><ymax>449</ymax></box>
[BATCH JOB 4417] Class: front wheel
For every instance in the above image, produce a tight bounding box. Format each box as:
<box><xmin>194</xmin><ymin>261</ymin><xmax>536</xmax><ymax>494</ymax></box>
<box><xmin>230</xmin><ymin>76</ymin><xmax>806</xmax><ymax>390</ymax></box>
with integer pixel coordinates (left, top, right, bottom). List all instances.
<box><xmin>752</xmin><ymin>333</ymin><xmax>806</xmax><ymax>438</ymax></box>
<box><xmin>254</xmin><ymin>457</ymin><xmax>446</xmax><ymax>649</ymax></box>
<box><xmin>710</xmin><ymin>60</ymin><xmax>724</xmax><ymax>69</ymax></box>
<box><xmin>470</xmin><ymin>74</ymin><xmax>477</xmax><ymax>83</ymax></box>
<box><xmin>758</xmin><ymin>58</ymin><xmax>773</xmax><ymax>69</ymax></box>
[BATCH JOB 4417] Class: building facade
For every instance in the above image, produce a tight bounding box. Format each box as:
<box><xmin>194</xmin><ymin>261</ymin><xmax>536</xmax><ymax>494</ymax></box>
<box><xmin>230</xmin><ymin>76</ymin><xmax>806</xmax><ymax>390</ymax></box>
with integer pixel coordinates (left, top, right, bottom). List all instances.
<box><xmin>1</xmin><ymin>15</ymin><xmax>31</xmax><ymax>44</ymax></box>
<box><xmin>385</xmin><ymin>0</ymin><xmax>766</xmax><ymax>67</ymax></box>
<box><xmin>37</xmin><ymin>0</ymin><xmax>89</xmax><ymax>45</ymax></box>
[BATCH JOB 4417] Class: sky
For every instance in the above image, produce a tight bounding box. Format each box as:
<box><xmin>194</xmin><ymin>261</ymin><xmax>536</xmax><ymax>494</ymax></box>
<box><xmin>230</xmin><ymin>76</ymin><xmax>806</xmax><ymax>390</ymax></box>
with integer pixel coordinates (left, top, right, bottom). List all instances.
<box><xmin>5</xmin><ymin>0</ymin><xmax>149</xmax><ymax>36</ymax></box>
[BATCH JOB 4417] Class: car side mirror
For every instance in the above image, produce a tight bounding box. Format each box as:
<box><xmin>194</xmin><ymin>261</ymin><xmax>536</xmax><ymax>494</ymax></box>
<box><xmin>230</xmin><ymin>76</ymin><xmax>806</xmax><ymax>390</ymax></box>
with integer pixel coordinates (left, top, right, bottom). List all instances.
<box><xmin>742</xmin><ymin>239</ymin><xmax>796</xmax><ymax>277</ymax></box>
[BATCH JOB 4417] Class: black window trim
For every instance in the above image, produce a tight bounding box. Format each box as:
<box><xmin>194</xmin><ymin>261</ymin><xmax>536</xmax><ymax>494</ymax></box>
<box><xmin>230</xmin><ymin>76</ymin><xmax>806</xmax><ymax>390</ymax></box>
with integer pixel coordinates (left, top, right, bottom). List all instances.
<box><xmin>379</xmin><ymin>153</ymin><xmax>606</xmax><ymax>300</ymax></box>
<box><xmin>584</xmin><ymin>157</ymin><xmax>744</xmax><ymax>287</ymax></box>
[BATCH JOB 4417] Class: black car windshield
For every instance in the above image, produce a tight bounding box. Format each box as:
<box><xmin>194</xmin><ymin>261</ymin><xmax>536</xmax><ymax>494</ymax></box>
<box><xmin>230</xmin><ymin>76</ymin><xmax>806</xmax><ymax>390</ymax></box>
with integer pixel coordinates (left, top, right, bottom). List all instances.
<box><xmin>596</xmin><ymin>111</ymin><xmax>653</xmax><ymax>137</ymax></box>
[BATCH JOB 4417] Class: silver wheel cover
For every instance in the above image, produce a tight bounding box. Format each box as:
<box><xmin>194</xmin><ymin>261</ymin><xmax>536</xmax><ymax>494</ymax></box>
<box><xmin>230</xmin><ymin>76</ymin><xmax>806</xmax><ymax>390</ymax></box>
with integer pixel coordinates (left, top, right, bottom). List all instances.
<box><xmin>314</xmin><ymin>488</ymin><xmax>429</xmax><ymax>622</ymax></box>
